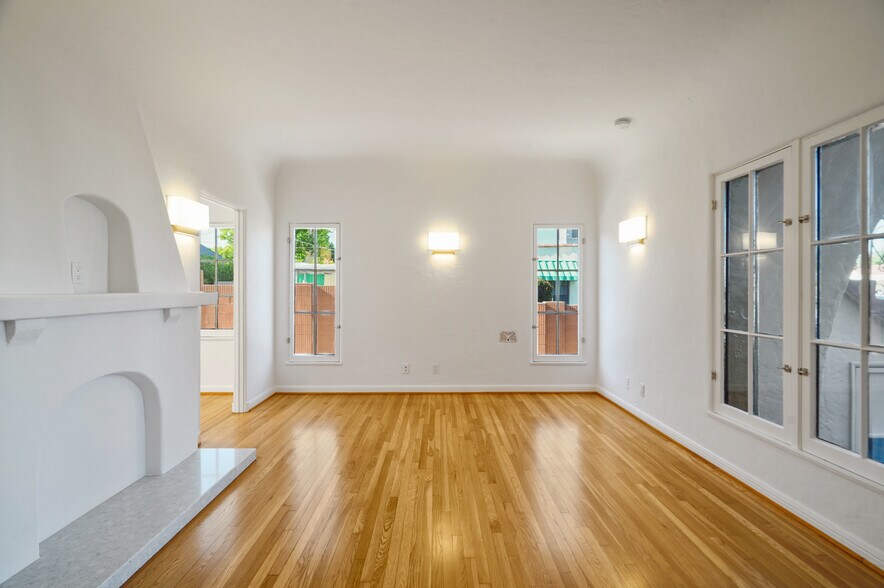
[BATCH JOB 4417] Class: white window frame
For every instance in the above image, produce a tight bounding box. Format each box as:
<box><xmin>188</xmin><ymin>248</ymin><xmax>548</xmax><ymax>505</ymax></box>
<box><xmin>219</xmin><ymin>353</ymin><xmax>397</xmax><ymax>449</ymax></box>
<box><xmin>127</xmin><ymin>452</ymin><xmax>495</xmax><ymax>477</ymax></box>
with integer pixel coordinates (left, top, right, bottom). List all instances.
<box><xmin>287</xmin><ymin>223</ymin><xmax>342</xmax><ymax>365</ymax></box>
<box><xmin>200</xmin><ymin>224</ymin><xmax>235</xmax><ymax>336</ymax></box>
<box><xmin>531</xmin><ymin>223</ymin><xmax>585</xmax><ymax>365</ymax></box>
<box><xmin>713</xmin><ymin>145</ymin><xmax>799</xmax><ymax>444</ymax></box>
<box><xmin>800</xmin><ymin>104</ymin><xmax>884</xmax><ymax>484</ymax></box>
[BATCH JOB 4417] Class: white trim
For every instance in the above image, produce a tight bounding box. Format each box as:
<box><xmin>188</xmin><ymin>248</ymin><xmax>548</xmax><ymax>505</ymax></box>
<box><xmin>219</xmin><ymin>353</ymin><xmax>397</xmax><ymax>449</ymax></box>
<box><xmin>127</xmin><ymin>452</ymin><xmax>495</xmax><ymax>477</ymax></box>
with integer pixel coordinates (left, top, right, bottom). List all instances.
<box><xmin>200</xmin><ymin>385</ymin><xmax>233</xmax><ymax>393</ymax></box>
<box><xmin>532</xmin><ymin>223</ymin><xmax>585</xmax><ymax>364</ymax></box>
<box><xmin>596</xmin><ymin>386</ymin><xmax>884</xmax><ymax>570</ymax></box>
<box><xmin>0</xmin><ymin>292</ymin><xmax>215</xmax><ymax>321</ymax></box>
<box><xmin>274</xmin><ymin>384</ymin><xmax>597</xmax><ymax>393</ymax></box>
<box><xmin>232</xmin><ymin>207</ymin><xmax>247</xmax><ymax>413</ymax></box>
<box><xmin>200</xmin><ymin>330</ymin><xmax>233</xmax><ymax>340</ymax></box>
<box><xmin>706</xmin><ymin>408</ymin><xmax>883</xmax><ymax>493</ymax></box>
<box><xmin>288</xmin><ymin>223</ymin><xmax>342</xmax><ymax>363</ymax></box>
<box><xmin>712</xmin><ymin>144</ymin><xmax>798</xmax><ymax>445</ymax></box>
<box><xmin>800</xmin><ymin>105</ymin><xmax>884</xmax><ymax>484</ymax></box>
<box><xmin>246</xmin><ymin>387</ymin><xmax>276</xmax><ymax>410</ymax></box>
<box><xmin>285</xmin><ymin>359</ymin><xmax>343</xmax><ymax>366</ymax></box>
<box><xmin>529</xmin><ymin>361</ymin><xmax>587</xmax><ymax>366</ymax></box>
<box><xmin>200</xmin><ymin>193</ymin><xmax>247</xmax><ymax>414</ymax></box>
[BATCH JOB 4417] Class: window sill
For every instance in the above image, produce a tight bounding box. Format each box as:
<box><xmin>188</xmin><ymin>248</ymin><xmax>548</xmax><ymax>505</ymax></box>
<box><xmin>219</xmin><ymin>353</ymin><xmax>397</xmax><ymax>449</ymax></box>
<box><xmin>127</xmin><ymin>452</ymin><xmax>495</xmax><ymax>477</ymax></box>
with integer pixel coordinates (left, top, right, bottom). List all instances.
<box><xmin>530</xmin><ymin>360</ymin><xmax>587</xmax><ymax>366</ymax></box>
<box><xmin>201</xmin><ymin>329</ymin><xmax>233</xmax><ymax>340</ymax></box>
<box><xmin>286</xmin><ymin>359</ymin><xmax>342</xmax><ymax>366</ymax></box>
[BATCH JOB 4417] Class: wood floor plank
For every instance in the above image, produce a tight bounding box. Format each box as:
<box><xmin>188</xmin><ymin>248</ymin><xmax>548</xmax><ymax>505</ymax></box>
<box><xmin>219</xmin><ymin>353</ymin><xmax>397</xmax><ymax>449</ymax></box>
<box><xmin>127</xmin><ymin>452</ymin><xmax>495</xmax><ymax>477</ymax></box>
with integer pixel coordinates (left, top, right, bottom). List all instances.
<box><xmin>125</xmin><ymin>393</ymin><xmax>883</xmax><ymax>587</ymax></box>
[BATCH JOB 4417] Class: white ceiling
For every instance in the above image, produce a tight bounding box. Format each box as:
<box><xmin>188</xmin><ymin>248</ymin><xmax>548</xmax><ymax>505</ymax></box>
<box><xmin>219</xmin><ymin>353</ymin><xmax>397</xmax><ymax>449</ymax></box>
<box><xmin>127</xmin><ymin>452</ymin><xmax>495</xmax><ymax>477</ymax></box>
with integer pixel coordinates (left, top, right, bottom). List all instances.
<box><xmin>15</xmin><ymin>0</ymin><xmax>884</xmax><ymax>161</ymax></box>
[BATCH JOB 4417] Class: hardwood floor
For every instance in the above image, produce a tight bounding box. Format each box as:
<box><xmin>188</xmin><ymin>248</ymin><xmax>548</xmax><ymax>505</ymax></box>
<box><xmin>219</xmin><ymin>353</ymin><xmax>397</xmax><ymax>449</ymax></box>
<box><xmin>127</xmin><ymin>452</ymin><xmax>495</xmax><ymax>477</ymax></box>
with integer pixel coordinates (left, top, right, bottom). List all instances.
<box><xmin>126</xmin><ymin>393</ymin><xmax>882</xmax><ymax>587</ymax></box>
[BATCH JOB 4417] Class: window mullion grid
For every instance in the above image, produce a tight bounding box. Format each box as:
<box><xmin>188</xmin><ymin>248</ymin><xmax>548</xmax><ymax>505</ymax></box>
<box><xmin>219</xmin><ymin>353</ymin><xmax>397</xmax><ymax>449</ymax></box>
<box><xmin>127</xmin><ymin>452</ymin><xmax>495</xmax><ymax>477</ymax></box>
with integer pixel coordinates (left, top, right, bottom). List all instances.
<box><xmin>748</xmin><ymin>170</ymin><xmax>756</xmax><ymax>418</ymax></box>
<box><xmin>555</xmin><ymin>231</ymin><xmax>561</xmax><ymax>354</ymax></box>
<box><xmin>720</xmin><ymin>184</ymin><xmax>730</xmax><ymax>407</ymax></box>
<box><xmin>723</xmin><ymin>248</ymin><xmax>783</xmax><ymax>257</ymax></box>
<box><xmin>553</xmin><ymin>268</ymin><xmax>560</xmax><ymax>355</ymax></box>
<box><xmin>859</xmin><ymin>126</ymin><xmax>870</xmax><ymax>459</ymax></box>
<box><xmin>312</xmin><ymin>229</ymin><xmax>318</xmax><ymax>356</ymax></box>
<box><xmin>213</xmin><ymin>228</ymin><xmax>220</xmax><ymax>329</ymax></box>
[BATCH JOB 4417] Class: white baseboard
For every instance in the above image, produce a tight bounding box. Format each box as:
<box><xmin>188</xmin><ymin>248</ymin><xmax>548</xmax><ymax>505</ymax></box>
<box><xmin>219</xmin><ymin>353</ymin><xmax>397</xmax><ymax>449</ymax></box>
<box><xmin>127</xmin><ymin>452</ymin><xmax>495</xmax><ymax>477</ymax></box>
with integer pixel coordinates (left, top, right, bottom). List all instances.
<box><xmin>595</xmin><ymin>386</ymin><xmax>884</xmax><ymax>570</ymax></box>
<box><xmin>273</xmin><ymin>384</ymin><xmax>597</xmax><ymax>393</ymax></box>
<box><xmin>242</xmin><ymin>384</ymin><xmax>594</xmax><ymax>412</ymax></box>
<box><xmin>246</xmin><ymin>387</ymin><xmax>276</xmax><ymax>410</ymax></box>
<box><xmin>200</xmin><ymin>385</ymin><xmax>233</xmax><ymax>393</ymax></box>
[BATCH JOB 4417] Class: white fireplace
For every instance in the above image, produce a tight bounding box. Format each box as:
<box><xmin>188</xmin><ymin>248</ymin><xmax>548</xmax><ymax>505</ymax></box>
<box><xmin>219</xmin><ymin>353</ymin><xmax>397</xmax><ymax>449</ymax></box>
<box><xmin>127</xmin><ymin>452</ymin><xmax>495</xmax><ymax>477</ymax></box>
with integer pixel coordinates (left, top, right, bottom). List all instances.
<box><xmin>0</xmin><ymin>292</ymin><xmax>215</xmax><ymax>582</ymax></box>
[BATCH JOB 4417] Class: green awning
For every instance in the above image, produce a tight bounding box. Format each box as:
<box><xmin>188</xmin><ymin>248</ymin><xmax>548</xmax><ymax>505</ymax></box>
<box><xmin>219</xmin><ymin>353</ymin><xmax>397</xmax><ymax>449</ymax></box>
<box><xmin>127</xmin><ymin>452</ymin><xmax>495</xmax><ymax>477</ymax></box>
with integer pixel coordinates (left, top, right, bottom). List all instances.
<box><xmin>296</xmin><ymin>273</ymin><xmax>326</xmax><ymax>286</ymax></box>
<box><xmin>537</xmin><ymin>259</ymin><xmax>579</xmax><ymax>281</ymax></box>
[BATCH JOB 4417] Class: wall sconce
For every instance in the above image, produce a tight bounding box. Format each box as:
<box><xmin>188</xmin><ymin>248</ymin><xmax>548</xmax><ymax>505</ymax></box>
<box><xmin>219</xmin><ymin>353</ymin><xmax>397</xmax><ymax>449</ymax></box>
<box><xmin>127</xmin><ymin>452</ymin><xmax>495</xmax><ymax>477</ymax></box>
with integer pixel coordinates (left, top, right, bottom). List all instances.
<box><xmin>167</xmin><ymin>196</ymin><xmax>210</xmax><ymax>236</ymax></box>
<box><xmin>618</xmin><ymin>216</ymin><xmax>647</xmax><ymax>246</ymax></box>
<box><xmin>428</xmin><ymin>231</ymin><xmax>460</xmax><ymax>254</ymax></box>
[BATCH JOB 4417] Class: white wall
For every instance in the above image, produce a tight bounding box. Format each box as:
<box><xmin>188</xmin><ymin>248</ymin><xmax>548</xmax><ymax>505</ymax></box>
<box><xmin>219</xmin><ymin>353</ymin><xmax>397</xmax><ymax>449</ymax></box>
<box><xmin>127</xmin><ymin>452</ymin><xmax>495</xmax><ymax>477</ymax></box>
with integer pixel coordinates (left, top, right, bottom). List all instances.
<box><xmin>0</xmin><ymin>4</ymin><xmax>201</xmax><ymax>580</ymax></box>
<box><xmin>38</xmin><ymin>375</ymin><xmax>146</xmax><ymax>541</ymax></box>
<box><xmin>274</xmin><ymin>159</ymin><xmax>596</xmax><ymax>391</ymax></box>
<box><xmin>0</xmin><ymin>4</ymin><xmax>187</xmax><ymax>296</ymax></box>
<box><xmin>205</xmin><ymin>199</ymin><xmax>235</xmax><ymax>225</ymax></box>
<box><xmin>595</xmin><ymin>0</ymin><xmax>884</xmax><ymax>565</ymax></box>
<box><xmin>141</xmin><ymin>113</ymin><xmax>276</xmax><ymax>407</ymax></box>
<box><xmin>63</xmin><ymin>197</ymin><xmax>109</xmax><ymax>294</ymax></box>
<box><xmin>201</xmin><ymin>336</ymin><xmax>235</xmax><ymax>392</ymax></box>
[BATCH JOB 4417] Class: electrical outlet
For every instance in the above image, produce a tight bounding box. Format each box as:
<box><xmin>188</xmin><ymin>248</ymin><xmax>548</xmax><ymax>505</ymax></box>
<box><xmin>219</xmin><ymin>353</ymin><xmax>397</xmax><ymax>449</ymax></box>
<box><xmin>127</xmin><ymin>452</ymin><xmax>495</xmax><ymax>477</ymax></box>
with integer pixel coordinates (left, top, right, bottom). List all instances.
<box><xmin>432</xmin><ymin>363</ymin><xmax>439</xmax><ymax>375</ymax></box>
<box><xmin>403</xmin><ymin>363</ymin><xmax>410</xmax><ymax>375</ymax></box>
<box><xmin>625</xmin><ymin>377</ymin><xmax>630</xmax><ymax>390</ymax></box>
<box><xmin>640</xmin><ymin>383</ymin><xmax>646</xmax><ymax>398</ymax></box>
<box><xmin>70</xmin><ymin>261</ymin><xmax>84</xmax><ymax>284</ymax></box>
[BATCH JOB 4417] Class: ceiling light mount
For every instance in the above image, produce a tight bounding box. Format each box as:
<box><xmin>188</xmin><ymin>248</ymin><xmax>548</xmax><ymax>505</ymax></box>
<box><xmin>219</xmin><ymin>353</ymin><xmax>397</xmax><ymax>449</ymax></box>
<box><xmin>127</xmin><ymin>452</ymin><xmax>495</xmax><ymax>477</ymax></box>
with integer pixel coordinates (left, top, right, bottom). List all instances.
<box><xmin>614</xmin><ymin>117</ymin><xmax>632</xmax><ymax>130</ymax></box>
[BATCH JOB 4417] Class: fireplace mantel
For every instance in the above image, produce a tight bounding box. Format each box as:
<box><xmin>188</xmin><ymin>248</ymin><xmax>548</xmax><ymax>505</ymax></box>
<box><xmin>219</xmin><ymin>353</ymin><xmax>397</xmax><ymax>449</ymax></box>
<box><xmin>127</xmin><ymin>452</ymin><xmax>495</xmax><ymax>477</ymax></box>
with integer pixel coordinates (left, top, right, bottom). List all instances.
<box><xmin>0</xmin><ymin>289</ymin><xmax>224</xmax><ymax>582</ymax></box>
<box><xmin>0</xmin><ymin>292</ymin><xmax>217</xmax><ymax>321</ymax></box>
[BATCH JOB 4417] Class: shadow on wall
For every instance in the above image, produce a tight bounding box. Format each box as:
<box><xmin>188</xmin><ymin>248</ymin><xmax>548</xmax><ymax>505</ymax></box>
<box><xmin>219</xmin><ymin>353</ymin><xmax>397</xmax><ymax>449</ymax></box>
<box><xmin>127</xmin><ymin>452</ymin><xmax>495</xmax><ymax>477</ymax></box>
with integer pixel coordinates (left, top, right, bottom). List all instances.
<box><xmin>63</xmin><ymin>194</ymin><xmax>138</xmax><ymax>293</ymax></box>
<box><xmin>37</xmin><ymin>371</ymin><xmax>162</xmax><ymax>541</ymax></box>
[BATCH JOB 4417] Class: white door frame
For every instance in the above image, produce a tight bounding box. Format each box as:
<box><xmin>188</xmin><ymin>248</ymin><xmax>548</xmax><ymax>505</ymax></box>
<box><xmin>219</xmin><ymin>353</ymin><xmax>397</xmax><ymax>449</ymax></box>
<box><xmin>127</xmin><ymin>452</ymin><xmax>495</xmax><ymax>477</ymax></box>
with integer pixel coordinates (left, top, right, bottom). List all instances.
<box><xmin>201</xmin><ymin>193</ymin><xmax>248</xmax><ymax>413</ymax></box>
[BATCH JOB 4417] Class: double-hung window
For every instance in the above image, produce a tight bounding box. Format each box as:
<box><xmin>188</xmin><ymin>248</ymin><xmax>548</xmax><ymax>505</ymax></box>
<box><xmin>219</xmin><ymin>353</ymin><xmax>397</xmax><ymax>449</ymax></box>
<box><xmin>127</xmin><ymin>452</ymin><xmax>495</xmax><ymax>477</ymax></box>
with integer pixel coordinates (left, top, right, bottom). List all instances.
<box><xmin>289</xmin><ymin>224</ymin><xmax>340</xmax><ymax>363</ymax></box>
<box><xmin>533</xmin><ymin>225</ymin><xmax>584</xmax><ymax>363</ymax></box>
<box><xmin>715</xmin><ymin>104</ymin><xmax>884</xmax><ymax>484</ymax></box>
<box><xmin>199</xmin><ymin>227</ymin><xmax>235</xmax><ymax>331</ymax></box>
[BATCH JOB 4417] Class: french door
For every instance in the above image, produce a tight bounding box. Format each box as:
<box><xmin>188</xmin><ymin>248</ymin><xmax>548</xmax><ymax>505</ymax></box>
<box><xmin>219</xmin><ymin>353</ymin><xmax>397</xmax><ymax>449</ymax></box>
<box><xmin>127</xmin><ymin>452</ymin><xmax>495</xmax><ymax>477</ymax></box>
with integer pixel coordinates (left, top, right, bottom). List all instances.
<box><xmin>801</xmin><ymin>106</ymin><xmax>884</xmax><ymax>483</ymax></box>
<box><xmin>715</xmin><ymin>105</ymin><xmax>884</xmax><ymax>485</ymax></box>
<box><xmin>714</xmin><ymin>145</ymin><xmax>799</xmax><ymax>443</ymax></box>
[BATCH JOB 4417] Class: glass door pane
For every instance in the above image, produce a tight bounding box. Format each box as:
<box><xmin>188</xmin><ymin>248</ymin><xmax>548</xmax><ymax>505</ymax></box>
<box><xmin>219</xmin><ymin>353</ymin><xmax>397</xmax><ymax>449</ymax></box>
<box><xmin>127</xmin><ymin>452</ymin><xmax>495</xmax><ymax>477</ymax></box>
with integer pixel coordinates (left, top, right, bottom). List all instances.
<box><xmin>812</xmin><ymin>130</ymin><xmax>866</xmax><ymax>454</ymax></box>
<box><xmin>720</xmin><ymin>158</ymin><xmax>786</xmax><ymax>425</ymax></box>
<box><xmin>814</xmin><ymin>241</ymin><xmax>861</xmax><ymax>345</ymax></box>
<box><xmin>816</xmin><ymin>345</ymin><xmax>860</xmax><ymax>453</ymax></box>
<box><xmin>725</xmin><ymin>176</ymin><xmax>749</xmax><ymax>252</ymax></box>
<box><xmin>754</xmin><ymin>251</ymin><xmax>783</xmax><ymax>336</ymax></box>
<box><xmin>753</xmin><ymin>337</ymin><xmax>783</xmax><ymax>425</ymax></box>
<box><xmin>724</xmin><ymin>333</ymin><xmax>749</xmax><ymax>412</ymax></box>
<box><xmin>725</xmin><ymin>256</ymin><xmax>749</xmax><ymax>331</ymax></box>
<box><xmin>868</xmin><ymin>351</ymin><xmax>884</xmax><ymax>464</ymax></box>
<box><xmin>817</xmin><ymin>134</ymin><xmax>860</xmax><ymax>241</ymax></box>
<box><xmin>755</xmin><ymin>163</ymin><xmax>784</xmax><ymax>249</ymax></box>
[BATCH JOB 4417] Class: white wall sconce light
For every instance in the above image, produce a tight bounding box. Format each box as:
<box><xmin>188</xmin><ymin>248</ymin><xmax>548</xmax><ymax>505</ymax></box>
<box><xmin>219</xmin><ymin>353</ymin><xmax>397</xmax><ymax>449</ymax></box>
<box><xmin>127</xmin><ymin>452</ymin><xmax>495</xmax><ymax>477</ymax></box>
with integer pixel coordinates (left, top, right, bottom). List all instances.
<box><xmin>618</xmin><ymin>216</ymin><xmax>647</xmax><ymax>246</ymax></box>
<box><xmin>428</xmin><ymin>231</ymin><xmax>460</xmax><ymax>254</ymax></box>
<box><xmin>167</xmin><ymin>196</ymin><xmax>210</xmax><ymax>236</ymax></box>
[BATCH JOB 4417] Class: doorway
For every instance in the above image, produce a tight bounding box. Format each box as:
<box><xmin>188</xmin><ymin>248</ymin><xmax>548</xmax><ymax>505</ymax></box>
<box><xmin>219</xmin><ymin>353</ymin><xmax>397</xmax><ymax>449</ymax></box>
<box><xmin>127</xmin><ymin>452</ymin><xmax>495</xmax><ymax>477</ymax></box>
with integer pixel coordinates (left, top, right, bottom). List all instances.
<box><xmin>199</xmin><ymin>195</ymin><xmax>247</xmax><ymax>413</ymax></box>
